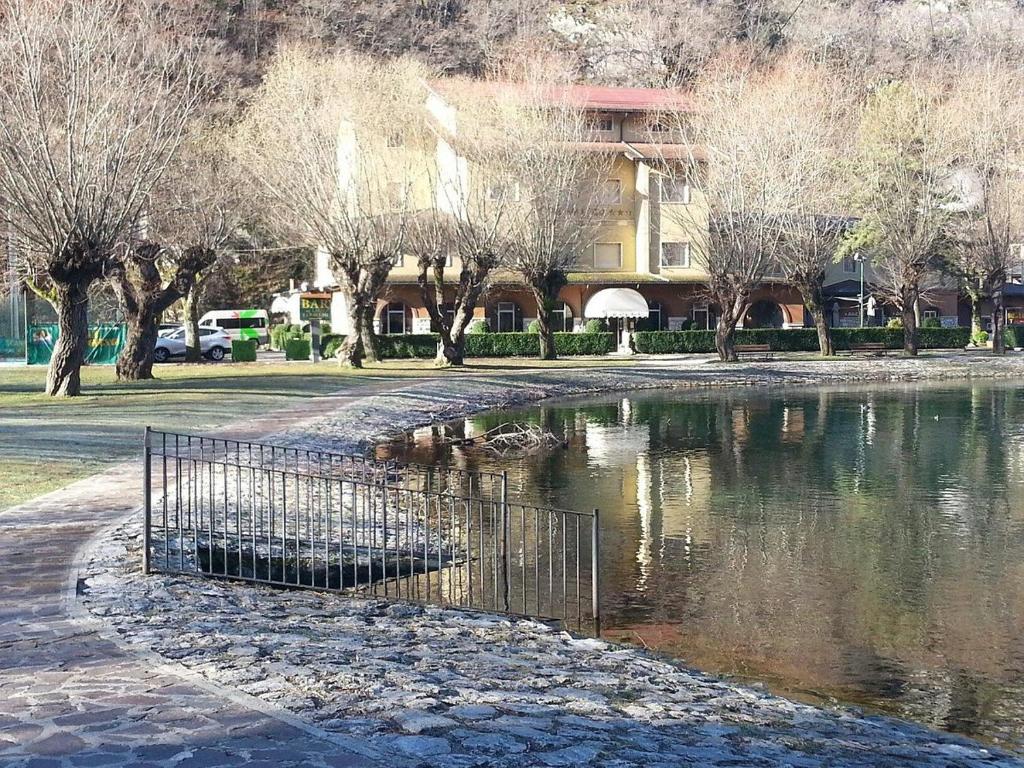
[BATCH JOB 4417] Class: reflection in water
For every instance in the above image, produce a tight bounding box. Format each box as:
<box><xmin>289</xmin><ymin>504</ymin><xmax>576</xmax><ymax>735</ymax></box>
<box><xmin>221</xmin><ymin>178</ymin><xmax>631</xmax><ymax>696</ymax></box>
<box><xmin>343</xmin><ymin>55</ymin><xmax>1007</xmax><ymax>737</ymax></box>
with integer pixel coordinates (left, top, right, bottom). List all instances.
<box><xmin>384</xmin><ymin>382</ymin><xmax>1024</xmax><ymax>752</ymax></box>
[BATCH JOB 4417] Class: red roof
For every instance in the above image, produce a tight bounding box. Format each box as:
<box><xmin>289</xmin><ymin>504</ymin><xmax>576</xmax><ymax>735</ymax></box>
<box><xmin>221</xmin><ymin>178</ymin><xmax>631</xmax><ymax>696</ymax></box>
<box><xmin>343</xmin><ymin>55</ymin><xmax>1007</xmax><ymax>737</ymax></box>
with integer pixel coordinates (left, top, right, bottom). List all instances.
<box><xmin>431</xmin><ymin>79</ymin><xmax>693</xmax><ymax>114</ymax></box>
<box><xmin>553</xmin><ymin>84</ymin><xmax>693</xmax><ymax>113</ymax></box>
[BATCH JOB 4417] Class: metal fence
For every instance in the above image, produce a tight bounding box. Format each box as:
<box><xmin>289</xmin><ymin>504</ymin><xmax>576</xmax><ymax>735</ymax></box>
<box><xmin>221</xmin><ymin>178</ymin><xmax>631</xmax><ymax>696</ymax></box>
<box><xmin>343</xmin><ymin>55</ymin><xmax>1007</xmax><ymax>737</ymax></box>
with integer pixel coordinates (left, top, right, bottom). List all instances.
<box><xmin>142</xmin><ymin>428</ymin><xmax>601</xmax><ymax>634</ymax></box>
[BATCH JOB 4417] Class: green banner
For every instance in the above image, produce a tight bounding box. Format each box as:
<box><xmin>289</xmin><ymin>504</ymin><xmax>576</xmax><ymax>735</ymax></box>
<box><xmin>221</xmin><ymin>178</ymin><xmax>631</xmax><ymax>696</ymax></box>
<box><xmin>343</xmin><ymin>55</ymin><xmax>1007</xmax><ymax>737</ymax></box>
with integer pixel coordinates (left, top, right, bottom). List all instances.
<box><xmin>27</xmin><ymin>324</ymin><xmax>126</xmax><ymax>366</ymax></box>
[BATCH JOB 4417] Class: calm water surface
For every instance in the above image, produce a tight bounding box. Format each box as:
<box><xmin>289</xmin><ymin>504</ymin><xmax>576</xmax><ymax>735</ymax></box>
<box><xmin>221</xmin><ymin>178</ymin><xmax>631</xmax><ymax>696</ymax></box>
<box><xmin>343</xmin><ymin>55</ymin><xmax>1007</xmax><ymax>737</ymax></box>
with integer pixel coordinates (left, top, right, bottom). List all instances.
<box><xmin>385</xmin><ymin>382</ymin><xmax>1024</xmax><ymax>750</ymax></box>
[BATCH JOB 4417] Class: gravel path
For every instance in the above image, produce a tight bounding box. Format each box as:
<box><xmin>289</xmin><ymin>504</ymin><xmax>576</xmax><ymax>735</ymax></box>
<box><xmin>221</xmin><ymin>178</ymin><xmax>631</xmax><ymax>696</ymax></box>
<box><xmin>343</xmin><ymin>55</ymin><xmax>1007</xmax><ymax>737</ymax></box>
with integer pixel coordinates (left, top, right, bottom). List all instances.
<box><xmin>73</xmin><ymin>353</ymin><xmax>1024</xmax><ymax>767</ymax></box>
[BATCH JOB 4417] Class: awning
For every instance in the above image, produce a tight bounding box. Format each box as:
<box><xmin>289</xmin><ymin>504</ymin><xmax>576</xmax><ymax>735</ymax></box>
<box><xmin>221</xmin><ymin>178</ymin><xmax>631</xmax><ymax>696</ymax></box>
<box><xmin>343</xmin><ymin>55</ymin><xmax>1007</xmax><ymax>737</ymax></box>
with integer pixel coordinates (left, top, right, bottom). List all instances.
<box><xmin>270</xmin><ymin>295</ymin><xmax>294</xmax><ymax>314</ymax></box>
<box><xmin>584</xmin><ymin>288</ymin><xmax>650</xmax><ymax>319</ymax></box>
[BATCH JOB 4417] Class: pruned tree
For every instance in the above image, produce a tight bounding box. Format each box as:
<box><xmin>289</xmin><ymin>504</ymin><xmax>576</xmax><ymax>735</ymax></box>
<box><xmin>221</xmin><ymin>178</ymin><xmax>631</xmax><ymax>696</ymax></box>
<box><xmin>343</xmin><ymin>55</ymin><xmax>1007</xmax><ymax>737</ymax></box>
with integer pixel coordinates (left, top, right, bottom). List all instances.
<box><xmin>505</xmin><ymin>83</ymin><xmax>611</xmax><ymax>360</ymax></box>
<box><xmin>658</xmin><ymin>56</ymin><xmax>805</xmax><ymax>361</ymax></box>
<box><xmin>232</xmin><ymin>47</ymin><xmax>426</xmax><ymax>367</ymax></box>
<box><xmin>110</xmin><ymin>129</ymin><xmax>245</xmax><ymax>378</ymax></box>
<box><xmin>404</xmin><ymin>82</ymin><xmax>520</xmax><ymax>367</ymax></box>
<box><xmin>941</xmin><ymin>61</ymin><xmax>1024</xmax><ymax>354</ymax></box>
<box><xmin>845</xmin><ymin>74</ymin><xmax>958</xmax><ymax>356</ymax></box>
<box><xmin>770</xmin><ymin>57</ymin><xmax>852</xmax><ymax>357</ymax></box>
<box><xmin>0</xmin><ymin>0</ymin><xmax>202</xmax><ymax>395</ymax></box>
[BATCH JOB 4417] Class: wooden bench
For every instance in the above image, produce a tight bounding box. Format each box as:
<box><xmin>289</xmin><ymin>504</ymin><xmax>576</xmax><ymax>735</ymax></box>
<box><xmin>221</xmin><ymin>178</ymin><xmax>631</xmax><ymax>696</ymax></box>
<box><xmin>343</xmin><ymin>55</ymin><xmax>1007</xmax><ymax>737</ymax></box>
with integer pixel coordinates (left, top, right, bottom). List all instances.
<box><xmin>847</xmin><ymin>342</ymin><xmax>889</xmax><ymax>356</ymax></box>
<box><xmin>734</xmin><ymin>343</ymin><xmax>773</xmax><ymax>361</ymax></box>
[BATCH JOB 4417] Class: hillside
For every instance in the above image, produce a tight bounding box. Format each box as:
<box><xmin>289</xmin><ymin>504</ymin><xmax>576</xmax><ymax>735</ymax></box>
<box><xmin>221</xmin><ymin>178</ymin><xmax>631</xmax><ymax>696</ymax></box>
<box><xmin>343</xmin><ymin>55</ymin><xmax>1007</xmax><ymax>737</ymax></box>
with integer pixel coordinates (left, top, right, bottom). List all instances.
<box><xmin>175</xmin><ymin>0</ymin><xmax>1024</xmax><ymax>88</ymax></box>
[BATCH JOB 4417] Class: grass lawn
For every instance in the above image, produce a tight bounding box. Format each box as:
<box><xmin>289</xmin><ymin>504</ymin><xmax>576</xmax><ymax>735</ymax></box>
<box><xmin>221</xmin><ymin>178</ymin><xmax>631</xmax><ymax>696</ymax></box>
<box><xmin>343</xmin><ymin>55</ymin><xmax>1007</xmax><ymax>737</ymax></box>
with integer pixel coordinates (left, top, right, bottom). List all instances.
<box><xmin>0</xmin><ymin>356</ymin><xmax>631</xmax><ymax>510</ymax></box>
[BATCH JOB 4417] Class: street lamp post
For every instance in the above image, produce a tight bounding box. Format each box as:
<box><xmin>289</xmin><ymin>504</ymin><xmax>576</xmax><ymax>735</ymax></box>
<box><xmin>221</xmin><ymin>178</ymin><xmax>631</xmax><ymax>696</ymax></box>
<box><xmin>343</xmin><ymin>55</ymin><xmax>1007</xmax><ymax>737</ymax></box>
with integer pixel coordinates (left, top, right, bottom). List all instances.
<box><xmin>854</xmin><ymin>252</ymin><xmax>866</xmax><ymax>328</ymax></box>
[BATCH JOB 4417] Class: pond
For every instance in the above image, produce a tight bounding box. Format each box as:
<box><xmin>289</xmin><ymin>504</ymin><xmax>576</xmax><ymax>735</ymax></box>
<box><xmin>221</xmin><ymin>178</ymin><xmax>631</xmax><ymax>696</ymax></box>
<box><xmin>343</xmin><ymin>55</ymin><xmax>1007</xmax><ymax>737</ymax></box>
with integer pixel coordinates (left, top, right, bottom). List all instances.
<box><xmin>383</xmin><ymin>382</ymin><xmax>1024</xmax><ymax>751</ymax></box>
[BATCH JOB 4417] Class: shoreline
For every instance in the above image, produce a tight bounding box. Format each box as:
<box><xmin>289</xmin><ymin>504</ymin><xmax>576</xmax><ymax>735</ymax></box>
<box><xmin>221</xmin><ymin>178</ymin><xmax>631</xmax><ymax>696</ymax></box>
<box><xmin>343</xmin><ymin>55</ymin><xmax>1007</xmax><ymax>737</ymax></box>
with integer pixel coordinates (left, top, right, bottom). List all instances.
<box><xmin>77</xmin><ymin>353</ymin><xmax>1024</xmax><ymax>767</ymax></box>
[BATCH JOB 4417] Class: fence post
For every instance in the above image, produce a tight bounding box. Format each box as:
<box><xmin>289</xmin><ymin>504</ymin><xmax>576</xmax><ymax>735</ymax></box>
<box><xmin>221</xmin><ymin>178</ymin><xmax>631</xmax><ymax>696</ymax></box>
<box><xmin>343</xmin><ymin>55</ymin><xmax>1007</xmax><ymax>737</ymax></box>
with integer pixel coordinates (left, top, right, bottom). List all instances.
<box><xmin>142</xmin><ymin>427</ymin><xmax>152</xmax><ymax>575</ymax></box>
<box><xmin>501</xmin><ymin>470</ymin><xmax>510</xmax><ymax>612</ymax></box>
<box><xmin>591</xmin><ymin>509</ymin><xmax>600</xmax><ymax>637</ymax></box>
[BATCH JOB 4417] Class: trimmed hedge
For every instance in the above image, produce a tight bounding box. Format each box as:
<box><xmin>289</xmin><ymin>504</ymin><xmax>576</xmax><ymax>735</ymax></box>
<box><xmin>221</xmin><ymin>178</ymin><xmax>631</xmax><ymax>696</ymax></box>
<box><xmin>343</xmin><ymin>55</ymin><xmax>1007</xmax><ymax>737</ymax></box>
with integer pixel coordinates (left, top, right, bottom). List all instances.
<box><xmin>634</xmin><ymin>327</ymin><xmax>970</xmax><ymax>354</ymax></box>
<box><xmin>1005</xmin><ymin>326</ymin><xmax>1024</xmax><ymax>349</ymax></box>
<box><xmin>231</xmin><ymin>338</ymin><xmax>257</xmax><ymax>363</ymax></box>
<box><xmin>319</xmin><ymin>331</ymin><xmax>616</xmax><ymax>359</ymax></box>
<box><xmin>285</xmin><ymin>337</ymin><xmax>311</xmax><ymax>361</ymax></box>
<box><xmin>271</xmin><ymin>323</ymin><xmax>308</xmax><ymax>351</ymax></box>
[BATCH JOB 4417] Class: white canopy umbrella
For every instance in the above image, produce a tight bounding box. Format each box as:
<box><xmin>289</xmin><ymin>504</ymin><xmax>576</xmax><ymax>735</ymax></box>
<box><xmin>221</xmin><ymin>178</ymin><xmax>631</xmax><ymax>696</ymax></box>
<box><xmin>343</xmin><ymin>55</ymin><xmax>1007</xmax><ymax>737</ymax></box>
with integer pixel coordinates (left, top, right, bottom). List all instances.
<box><xmin>584</xmin><ymin>288</ymin><xmax>649</xmax><ymax>319</ymax></box>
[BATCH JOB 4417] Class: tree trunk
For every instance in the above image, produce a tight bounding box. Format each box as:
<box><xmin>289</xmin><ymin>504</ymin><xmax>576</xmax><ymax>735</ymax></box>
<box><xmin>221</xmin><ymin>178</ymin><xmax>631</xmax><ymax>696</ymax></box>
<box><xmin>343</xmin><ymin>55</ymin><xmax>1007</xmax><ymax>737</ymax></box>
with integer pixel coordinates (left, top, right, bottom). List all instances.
<box><xmin>116</xmin><ymin>307</ymin><xmax>159</xmax><ymax>381</ymax></box>
<box><xmin>967</xmin><ymin>287</ymin><xmax>982</xmax><ymax>342</ymax></box>
<box><xmin>183</xmin><ymin>288</ymin><xmax>202</xmax><ymax>363</ymax></box>
<box><xmin>338</xmin><ymin>301</ymin><xmax>364</xmax><ymax>368</ymax></box>
<box><xmin>799</xmin><ymin>284</ymin><xmax>833</xmax><ymax>356</ymax></box>
<box><xmin>901</xmin><ymin>289</ymin><xmax>919</xmax><ymax>356</ymax></box>
<box><xmin>435</xmin><ymin>327</ymin><xmax>465</xmax><ymax>367</ymax></box>
<box><xmin>992</xmin><ymin>284</ymin><xmax>1006</xmax><ymax>355</ymax></box>
<box><xmin>533</xmin><ymin>291</ymin><xmax>557</xmax><ymax>361</ymax></box>
<box><xmin>714</xmin><ymin>311</ymin><xmax>738</xmax><ymax>362</ymax></box>
<box><xmin>810</xmin><ymin>305</ymin><xmax>833</xmax><ymax>357</ymax></box>
<box><xmin>46</xmin><ymin>282</ymin><xmax>90</xmax><ymax>397</ymax></box>
<box><xmin>359</xmin><ymin>304</ymin><xmax>379</xmax><ymax>363</ymax></box>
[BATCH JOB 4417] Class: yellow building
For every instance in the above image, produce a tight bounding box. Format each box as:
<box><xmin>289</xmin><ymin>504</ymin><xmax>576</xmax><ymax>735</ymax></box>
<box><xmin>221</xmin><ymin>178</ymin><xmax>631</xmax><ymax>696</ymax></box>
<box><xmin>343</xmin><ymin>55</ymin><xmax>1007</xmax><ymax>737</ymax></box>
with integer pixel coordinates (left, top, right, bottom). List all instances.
<box><xmin>308</xmin><ymin>83</ymin><xmax>807</xmax><ymax>337</ymax></box>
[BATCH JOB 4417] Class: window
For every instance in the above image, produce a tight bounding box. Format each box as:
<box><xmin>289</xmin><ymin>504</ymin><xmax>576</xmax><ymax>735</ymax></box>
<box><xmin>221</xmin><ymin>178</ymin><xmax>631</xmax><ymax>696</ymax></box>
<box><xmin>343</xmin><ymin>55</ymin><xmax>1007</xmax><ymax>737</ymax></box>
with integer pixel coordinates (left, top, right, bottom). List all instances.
<box><xmin>199</xmin><ymin>328</ymin><xmax>221</xmax><ymax>337</ymax></box>
<box><xmin>240</xmin><ymin>317</ymin><xmax>266</xmax><ymax>329</ymax></box>
<box><xmin>692</xmin><ymin>304</ymin><xmax>712</xmax><ymax>330</ymax></box>
<box><xmin>387</xmin><ymin>182</ymin><xmax>408</xmax><ymax>209</ymax></box>
<box><xmin>552</xmin><ymin>301</ymin><xmax>573</xmax><ymax>333</ymax></box>
<box><xmin>392</xmin><ymin>252</ymin><xmax>404</xmax><ymax>268</ymax></box>
<box><xmin>589</xmin><ymin>116</ymin><xmax>614</xmax><ymax>132</ymax></box>
<box><xmin>486</xmin><ymin>182</ymin><xmax>521</xmax><ymax>202</ymax></box>
<box><xmin>593</xmin><ymin>243</ymin><xmax>622</xmax><ymax>269</ymax></box>
<box><xmin>598</xmin><ymin>179</ymin><xmax>622</xmax><ymax>206</ymax></box>
<box><xmin>216</xmin><ymin>317</ymin><xmax>241</xmax><ymax>329</ymax></box>
<box><xmin>842</xmin><ymin>255</ymin><xmax>857</xmax><ymax>274</ymax></box>
<box><xmin>382</xmin><ymin>302</ymin><xmax>407</xmax><ymax>335</ymax></box>
<box><xmin>647</xmin><ymin>118</ymin><xmax>670</xmax><ymax>133</ymax></box>
<box><xmin>923</xmin><ymin>309</ymin><xmax>939</xmax><ymax>319</ymax></box>
<box><xmin>660</xmin><ymin>241</ymin><xmax>690</xmax><ymax>268</ymax></box>
<box><xmin>496</xmin><ymin>301</ymin><xmax>520</xmax><ymax>333</ymax></box>
<box><xmin>660</xmin><ymin>177</ymin><xmax>691</xmax><ymax>204</ymax></box>
<box><xmin>647</xmin><ymin>301</ymin><xmax>664</xmax><ymax>331</ymax></box>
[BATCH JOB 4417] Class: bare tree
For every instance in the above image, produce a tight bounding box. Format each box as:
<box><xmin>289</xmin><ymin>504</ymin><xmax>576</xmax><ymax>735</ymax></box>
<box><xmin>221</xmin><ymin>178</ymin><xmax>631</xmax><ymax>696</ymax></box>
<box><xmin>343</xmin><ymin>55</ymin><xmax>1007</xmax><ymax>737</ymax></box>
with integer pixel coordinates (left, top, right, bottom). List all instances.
<box><xmin>846</xmin><ymin>72</ymin><xmax>958</xmax><ymax>355</ymax></box>
<box><xmin>504</xmin><ymin>85</ymin><xmax>611</xmax><ymax>360</ymax></box>
<box><xmin>403</xmin><ymin>83</ymin><xmax>520</xmax><ymax>367</ymax></box>
<box><xmin>659</xmin><ymin>56</ymin><xmax>805</xmax><ymax>361</ymax></box>
<box><xmin>0</xmin><ymin>0</ymin><xmax>201</xmax><ymax>395</ymax></box>
<box><xmin>233</xmin><ymin>48</ymin><xmax>426</xmax><ymax>367</ymax></box>
<box><xmin>941</xmin><ymin>61</ymin><xmax>1024</xmax><ymax>354</ymax></box>
<box><xmin>110</xmin><ymin>129</ymin><xmax>244</xmax><ymax>378</ymax></box>
<box><xmin>771</xmin><ymin>57</ymin><xmax>852</xmax><ymax>356</ymax></box>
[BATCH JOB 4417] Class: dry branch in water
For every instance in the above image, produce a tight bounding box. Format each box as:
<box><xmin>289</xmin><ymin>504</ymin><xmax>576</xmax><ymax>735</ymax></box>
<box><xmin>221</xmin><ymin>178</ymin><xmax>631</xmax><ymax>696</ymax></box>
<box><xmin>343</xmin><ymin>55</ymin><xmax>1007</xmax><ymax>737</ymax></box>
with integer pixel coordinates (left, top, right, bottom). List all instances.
<box><xmin>445</xmin><ymin>422</ymin><xmax>565</xmax><ymax>456</ymax></box>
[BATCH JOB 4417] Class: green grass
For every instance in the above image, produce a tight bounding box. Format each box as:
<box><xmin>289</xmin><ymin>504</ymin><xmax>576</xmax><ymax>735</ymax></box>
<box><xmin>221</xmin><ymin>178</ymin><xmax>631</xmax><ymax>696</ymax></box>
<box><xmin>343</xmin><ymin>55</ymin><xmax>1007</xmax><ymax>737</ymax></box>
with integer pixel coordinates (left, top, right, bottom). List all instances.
<box><xmin>0</xmin><ymin>356</ymin><xmax>631</xmax><ymax>511</ymax></box>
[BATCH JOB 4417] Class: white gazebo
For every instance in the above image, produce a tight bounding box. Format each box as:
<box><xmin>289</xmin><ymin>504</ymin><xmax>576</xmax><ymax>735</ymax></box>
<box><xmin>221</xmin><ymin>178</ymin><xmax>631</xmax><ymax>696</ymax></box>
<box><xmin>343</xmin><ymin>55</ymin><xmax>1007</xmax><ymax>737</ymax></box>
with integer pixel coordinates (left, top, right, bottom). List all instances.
<box><xmin>584</xmin><ymin>288</ymin><xmax>650</xmax><ymax>354</ymax></box>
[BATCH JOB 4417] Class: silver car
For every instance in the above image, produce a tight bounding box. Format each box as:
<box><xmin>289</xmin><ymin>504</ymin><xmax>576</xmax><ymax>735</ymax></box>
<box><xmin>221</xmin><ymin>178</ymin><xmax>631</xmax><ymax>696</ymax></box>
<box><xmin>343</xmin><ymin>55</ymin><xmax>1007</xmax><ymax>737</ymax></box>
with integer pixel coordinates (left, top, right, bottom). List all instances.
<box><xmin>154</xmin><ymin>326</ymin><xmax>232</xmax><ymax>363</ymax></box>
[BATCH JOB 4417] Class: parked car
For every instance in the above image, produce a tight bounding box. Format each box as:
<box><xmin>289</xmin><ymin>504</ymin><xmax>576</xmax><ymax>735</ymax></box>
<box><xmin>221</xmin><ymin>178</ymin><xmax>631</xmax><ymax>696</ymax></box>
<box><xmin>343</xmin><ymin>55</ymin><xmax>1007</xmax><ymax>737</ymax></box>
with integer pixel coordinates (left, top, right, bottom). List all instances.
<box><xmin>158</xmin><ymin>323</ymin><xmax>182</xmax><ymax>337</ymax></box>
<box><xmin>154</xmin><ymin>326</ymin><xmax>231</xmax><ymax>363</ymax></box>
<box><xmin>198</xmin><ymin>309</ymin><xmax>270</xmax><ymax>346</ymax></box>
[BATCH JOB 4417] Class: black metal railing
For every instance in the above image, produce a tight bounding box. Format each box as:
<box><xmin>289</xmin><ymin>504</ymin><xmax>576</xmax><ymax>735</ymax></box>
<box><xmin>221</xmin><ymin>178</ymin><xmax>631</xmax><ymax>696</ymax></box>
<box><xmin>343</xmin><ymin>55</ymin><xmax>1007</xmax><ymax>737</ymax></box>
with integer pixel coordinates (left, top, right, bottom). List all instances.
<box><xmin>142</xmin><ymin>428</ymin><xmax>601</xmax><ymax>634</ymax></box>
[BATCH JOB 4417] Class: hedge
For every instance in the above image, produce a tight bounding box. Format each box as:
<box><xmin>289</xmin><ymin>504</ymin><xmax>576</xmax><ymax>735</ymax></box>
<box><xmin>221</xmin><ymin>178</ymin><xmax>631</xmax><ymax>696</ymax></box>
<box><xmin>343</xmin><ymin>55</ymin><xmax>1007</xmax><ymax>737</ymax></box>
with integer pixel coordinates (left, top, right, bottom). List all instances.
<box><xmin>319</xmin><ymin>332</ymin><xmax>616</xmax><ymax>359</ymax></box>
<box><xmin>1005</xmin><ymin>326</ymin><xmax>1024</xmax><ymax>349</ymax></box>
<box><xmin>634</xmin><ymin>327</ymin><xmax>970</xmax><ymax>354</ymax></box>
<box><xmin>231</xmin><ymin>338</ymin><xmax>257</xmax><ymax>363</ymax></box>
<box><xmin>285</xmin><ymin>337</ymin><xmax>311</xmax><ymax>361</ymax></box>
<box><xmin>271</xmin><ymin>323</ymin><xmax>307</xmax><ymax>351</ymax></box>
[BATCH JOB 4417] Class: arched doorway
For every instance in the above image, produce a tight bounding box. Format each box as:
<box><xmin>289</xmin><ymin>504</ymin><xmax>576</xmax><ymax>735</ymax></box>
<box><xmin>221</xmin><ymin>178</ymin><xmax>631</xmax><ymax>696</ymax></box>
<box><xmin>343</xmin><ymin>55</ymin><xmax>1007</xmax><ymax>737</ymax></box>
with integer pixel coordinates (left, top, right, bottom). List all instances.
<box><xmin>380</xmin><ymin>302</ymin><xmax>410</xmax><ymax>335</ymax></box>
<box><xmin>745</xmin><ymin>300</ymin><xmax>784</xmax><ymax>329</ymax></box>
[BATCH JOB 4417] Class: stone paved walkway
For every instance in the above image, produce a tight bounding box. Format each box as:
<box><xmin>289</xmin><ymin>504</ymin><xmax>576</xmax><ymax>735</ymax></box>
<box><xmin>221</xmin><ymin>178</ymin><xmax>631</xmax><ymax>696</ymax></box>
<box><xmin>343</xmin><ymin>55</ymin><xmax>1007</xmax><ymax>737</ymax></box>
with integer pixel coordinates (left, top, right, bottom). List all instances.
<box><xmin>0</xmin><ymin>383</ymin><xmax>410</xmax><ymax>768</ymax></box>
<box><xmin>5</xmin><ymin>354</ymin><xmax>1024</xmax><ymax>767</ymax></box>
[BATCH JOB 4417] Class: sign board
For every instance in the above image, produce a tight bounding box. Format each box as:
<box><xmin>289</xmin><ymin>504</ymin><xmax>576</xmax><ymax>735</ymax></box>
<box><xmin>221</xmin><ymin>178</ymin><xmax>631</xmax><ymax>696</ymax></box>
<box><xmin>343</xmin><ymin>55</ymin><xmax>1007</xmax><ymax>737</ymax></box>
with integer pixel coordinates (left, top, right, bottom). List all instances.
<box><xmin>27</xmin><ymin>324</ymin><xmax>126</xmax><ymax>366</ymax></box>
<box><xmin>299</xmin><ymin>293</ymin><xmax>332</xmax><ymax>322</ymax></box>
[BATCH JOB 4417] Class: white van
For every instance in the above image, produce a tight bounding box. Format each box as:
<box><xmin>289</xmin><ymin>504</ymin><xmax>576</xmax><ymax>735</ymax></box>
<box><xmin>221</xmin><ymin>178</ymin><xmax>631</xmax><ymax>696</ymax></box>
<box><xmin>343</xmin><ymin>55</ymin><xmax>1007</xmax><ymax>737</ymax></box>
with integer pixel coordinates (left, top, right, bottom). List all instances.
<box><xmin>198</xmin><ymin>309</ymin><xmax>270</xmax><ymax>346</ymax></box>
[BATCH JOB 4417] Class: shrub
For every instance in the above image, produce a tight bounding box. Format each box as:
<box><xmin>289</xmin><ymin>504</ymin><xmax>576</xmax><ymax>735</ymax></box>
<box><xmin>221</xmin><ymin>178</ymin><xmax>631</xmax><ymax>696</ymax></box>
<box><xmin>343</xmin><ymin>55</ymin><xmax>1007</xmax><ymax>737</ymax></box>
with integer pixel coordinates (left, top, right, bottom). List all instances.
<box><xmin>584</xmin><ymin>318</ymin><xmax>609</xmax><ymax>334</ymax></box>
<box><xmin>921</xmin><ymin>316</ymin><xmax>941</xmax><ymax>329</ymax></box>
<box><xmin>554</xmin><ymin>332</ymin><xmax>615</xmax><ymax>356</ymax></box>
<box><xmin>320</xmin><ymin>333</ymin><xmax>344</xmax><ymax>359</ymax></box>
<box><xmin>231</xmin><ymin>338</ymin><xmax>257</xmax><ymax>363</ymax></box>
<box><xmin>468</xmin><ymin>319</ymin><xmax>489</xmax><ymax>334</ymax></box>
<box><xmin>271</xmin><ymin>323</ymin><xmax>306</xmax><ymax>351</ymax></box>
<box><xmin>1004</xmin><ymin>326</ymin><xmax>1022</xmax><ymax>349</ymax></box>
<box><xmin>377</xmin><ymin>334</ymin><xmax>438</xmax><ymax>359</ymax></box>
<box><xmin>634</xmin><ymin>327</ymin><xmax>969</xmax><ymax>354</ymax></box>
<box><xmin>972</xmin><ymin>329</ymin><xmax>990</xmax><ymax>346</ymax></box>
<box><xmin>886</xmin><ymin>317</ymin><xmax>903</xmax><ymax>329</ymax></box>
<box><xmin>285</xmin><ymin>337</ymin><xmax>311</xmax><ymax>361</ymax></box>
<box><xmin>526</xmin><ymin>320</ymin><xmax>540</xmax><ymax>333</ymax></box>
<box><xmin>465</xmin><ymin>333</ymin><xmax>538</xmax><ymax>357</ymax></box>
